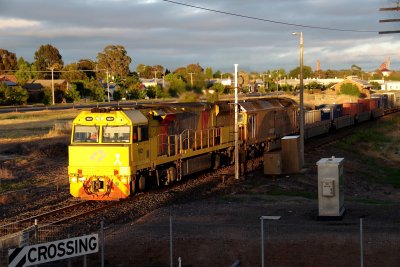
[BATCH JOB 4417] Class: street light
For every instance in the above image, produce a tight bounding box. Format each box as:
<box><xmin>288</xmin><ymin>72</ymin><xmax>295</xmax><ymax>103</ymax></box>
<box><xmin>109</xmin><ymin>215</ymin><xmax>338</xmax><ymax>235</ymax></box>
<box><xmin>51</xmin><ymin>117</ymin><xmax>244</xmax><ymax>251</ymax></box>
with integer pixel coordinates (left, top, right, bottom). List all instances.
<box><xmin>292</xmin><ymin>31</ymin><xmax>305</xmax><ymax>167</ymax></box>
<box><xmin>260</xmin><ymin>216</ymin><xmax>281</xmax><ymax>267</ymax></box>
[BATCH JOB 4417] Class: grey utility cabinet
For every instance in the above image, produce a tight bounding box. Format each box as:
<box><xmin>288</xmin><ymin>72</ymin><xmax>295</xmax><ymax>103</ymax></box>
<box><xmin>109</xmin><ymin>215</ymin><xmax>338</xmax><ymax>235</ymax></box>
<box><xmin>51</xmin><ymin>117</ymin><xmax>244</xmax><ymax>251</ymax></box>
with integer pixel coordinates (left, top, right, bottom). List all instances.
<box><xmin>317</xmin><ymin>157</ymin><xmax>345</xmax><ymax>219</ymax></box>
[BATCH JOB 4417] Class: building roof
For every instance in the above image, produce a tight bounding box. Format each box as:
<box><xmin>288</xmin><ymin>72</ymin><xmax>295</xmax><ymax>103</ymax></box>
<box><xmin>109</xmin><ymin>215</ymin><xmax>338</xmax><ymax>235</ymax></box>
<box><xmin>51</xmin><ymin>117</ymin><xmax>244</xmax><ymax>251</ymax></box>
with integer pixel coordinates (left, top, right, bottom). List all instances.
<box><xmin>23</xmin><ymin>79</ymin><xmax>67</xmax><ymax>91</ymax></box>
<box><xmin>0</xmin><ymin>74</ymin><xmax>17</xmax><ymax>84</ymax></box>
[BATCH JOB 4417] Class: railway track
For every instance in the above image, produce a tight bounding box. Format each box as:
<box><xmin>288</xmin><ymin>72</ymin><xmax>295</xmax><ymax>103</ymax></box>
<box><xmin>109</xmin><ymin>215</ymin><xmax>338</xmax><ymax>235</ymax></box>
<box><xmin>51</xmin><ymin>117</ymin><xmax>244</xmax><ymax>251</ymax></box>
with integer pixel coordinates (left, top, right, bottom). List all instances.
<box><xmin>1</xmin><ymin>110</ymin><xmax>397</xmax><ymax>245</ymax></box>
<box><xmin>0</xmin><ymin>200</ymin><xmax>120</xmax><ymax>239</ymax></box>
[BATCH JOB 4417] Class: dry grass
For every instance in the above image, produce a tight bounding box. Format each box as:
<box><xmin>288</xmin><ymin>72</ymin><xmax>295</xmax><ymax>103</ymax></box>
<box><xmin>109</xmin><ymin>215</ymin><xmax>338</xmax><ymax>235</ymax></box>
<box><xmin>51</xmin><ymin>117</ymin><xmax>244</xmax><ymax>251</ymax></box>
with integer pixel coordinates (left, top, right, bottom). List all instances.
<box><xmin>0</xmin><ymin>109</ymin><xmax>80</xmax><ymax>139</ymax></box>
<box><xmin>0</xmin><ymin>166</ymin><xmax>14</xmax><ymax>180</ymax></box>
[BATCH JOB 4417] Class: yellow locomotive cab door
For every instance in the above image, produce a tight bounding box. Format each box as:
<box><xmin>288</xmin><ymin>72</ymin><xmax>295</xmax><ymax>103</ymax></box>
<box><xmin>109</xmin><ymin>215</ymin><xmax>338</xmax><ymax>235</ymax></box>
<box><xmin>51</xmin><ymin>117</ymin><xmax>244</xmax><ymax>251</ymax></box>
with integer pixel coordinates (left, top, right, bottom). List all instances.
<box><xmin>131</xmin><ymin>124</ymin><xmax>151</xmax><ymax>171</ymax></box>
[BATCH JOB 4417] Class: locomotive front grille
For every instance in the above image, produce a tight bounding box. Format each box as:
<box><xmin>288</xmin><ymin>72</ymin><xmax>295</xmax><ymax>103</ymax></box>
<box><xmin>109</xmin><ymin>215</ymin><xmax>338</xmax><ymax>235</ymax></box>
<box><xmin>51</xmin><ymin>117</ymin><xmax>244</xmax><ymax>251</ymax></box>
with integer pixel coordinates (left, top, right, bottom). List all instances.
<box><xmin>91</xmin><ymin>177</ymin><xmax>105</xmax><ymax>192</ymax></box>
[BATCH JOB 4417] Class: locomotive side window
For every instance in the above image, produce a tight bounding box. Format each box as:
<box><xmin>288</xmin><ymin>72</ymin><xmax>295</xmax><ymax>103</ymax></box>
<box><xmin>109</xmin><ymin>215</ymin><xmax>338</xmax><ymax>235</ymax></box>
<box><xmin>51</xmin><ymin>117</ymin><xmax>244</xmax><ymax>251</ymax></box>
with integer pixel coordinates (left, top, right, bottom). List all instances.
<box><xmin>132</xmin><ymin>125</ymin><xmax>149</xmax><ymax>143</ymax></box>
<box><xmin>248</xmin><ymin>114</ymin><xmax>257</xmax><ymax>139</ymax></box>
<box><xmin>73</xmin><ymin>125</ymin><xmax>100</xmax><ymax>143</ymax></box>
<box><xmin>102</xmin><ymin>126</ymin><xmax>130</xmax><ymax>143</ymax></box>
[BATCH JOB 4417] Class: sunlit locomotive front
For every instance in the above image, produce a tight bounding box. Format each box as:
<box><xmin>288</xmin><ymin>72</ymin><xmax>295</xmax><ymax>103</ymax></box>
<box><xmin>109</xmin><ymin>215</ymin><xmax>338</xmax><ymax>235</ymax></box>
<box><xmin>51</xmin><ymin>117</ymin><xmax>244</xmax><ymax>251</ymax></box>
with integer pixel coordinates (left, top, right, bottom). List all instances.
<box><xmin>68</xmin><ymin>108</ymin><xmax>149</xmax><ymax>200</ymax></box>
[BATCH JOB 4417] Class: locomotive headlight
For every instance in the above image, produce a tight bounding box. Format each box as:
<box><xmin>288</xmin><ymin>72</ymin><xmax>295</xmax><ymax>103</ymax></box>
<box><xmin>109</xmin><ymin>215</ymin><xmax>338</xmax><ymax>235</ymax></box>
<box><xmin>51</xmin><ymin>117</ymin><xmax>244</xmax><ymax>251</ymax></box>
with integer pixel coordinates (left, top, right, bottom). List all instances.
<box><xmin>120</xmin><ymin>167</ymin><xmax>129</xmax><ymax>175</ymax></box>
<box><xmin>121</xmin><ymin>176</ymin><xmax>128</xmax><ymax>184</ymax></box>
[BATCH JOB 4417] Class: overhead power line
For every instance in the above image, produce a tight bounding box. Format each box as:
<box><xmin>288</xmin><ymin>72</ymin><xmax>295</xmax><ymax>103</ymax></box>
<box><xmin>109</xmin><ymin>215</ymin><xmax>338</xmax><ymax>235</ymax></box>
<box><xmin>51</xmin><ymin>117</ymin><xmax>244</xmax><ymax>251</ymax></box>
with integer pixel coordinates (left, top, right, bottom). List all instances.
<box><xmin>161</xmin><ymin>0</ymin><xmax>377</xmax><ymax>33</ymax></box>
<box><xmin>379</xmin><ymin>2</ymin><xmax>400</xmax><ymax>34</ymax></box>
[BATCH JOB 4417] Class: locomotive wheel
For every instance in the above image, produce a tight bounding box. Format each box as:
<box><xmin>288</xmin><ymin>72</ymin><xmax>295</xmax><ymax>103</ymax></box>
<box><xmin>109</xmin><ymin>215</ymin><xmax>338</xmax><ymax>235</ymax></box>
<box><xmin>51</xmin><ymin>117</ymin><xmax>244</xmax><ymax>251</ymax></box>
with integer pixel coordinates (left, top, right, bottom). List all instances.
<box><xmin>130</xmin><ymin>179</ymin><xmax>136</xmax><ymax>195</ymax></box>
<box><xmin>214</xmin><ymin>154</ymin><xmax>220</xmax><ymax>169</ymax></box>
<box><xmin>138</xmin><ymin>175</ymin><xmax>146</xmax><ymax>191</ymax></box>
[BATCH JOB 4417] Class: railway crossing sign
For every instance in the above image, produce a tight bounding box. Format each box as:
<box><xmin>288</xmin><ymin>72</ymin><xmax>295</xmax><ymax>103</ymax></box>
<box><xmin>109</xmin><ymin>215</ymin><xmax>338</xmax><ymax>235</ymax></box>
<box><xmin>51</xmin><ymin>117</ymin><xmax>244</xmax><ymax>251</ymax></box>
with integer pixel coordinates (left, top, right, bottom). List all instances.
<box><xmin>8</xmin><ymin>234</ymin><xmax>98</xmax><ymax>267</ymax></box>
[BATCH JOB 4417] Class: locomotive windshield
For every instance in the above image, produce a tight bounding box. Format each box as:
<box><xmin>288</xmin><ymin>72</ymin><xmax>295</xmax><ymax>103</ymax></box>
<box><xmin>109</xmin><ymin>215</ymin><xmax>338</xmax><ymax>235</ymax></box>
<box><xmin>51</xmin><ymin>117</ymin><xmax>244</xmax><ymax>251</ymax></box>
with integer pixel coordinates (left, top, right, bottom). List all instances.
<box><xmin>102</xmin><ymin>125</ymin><xmax>130</xmax><ymax>143</ymax></box>
<box><xmin>73</xmin><ymin>125</ymin><xmax>100</xmax><ymax>143</ymax></box>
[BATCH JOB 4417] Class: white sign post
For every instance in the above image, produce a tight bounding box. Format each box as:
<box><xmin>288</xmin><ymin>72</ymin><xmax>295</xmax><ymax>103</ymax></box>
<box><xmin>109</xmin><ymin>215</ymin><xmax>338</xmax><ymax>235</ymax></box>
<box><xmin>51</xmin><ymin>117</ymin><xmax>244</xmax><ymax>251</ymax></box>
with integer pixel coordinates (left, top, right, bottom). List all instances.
<box><xmin>8</xmin><ymin>234</ymin><xmax>99</xmax><ymax>267</ymax></box>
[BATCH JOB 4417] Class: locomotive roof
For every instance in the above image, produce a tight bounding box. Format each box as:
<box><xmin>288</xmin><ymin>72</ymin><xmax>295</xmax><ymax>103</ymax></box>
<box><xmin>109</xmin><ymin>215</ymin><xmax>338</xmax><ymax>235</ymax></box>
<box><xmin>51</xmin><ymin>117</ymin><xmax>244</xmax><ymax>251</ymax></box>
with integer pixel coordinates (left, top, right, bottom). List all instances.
<box><xmin>123</xmin><ymin>109</ymin><xmax>148</xmax><ymax>125</ymax></box>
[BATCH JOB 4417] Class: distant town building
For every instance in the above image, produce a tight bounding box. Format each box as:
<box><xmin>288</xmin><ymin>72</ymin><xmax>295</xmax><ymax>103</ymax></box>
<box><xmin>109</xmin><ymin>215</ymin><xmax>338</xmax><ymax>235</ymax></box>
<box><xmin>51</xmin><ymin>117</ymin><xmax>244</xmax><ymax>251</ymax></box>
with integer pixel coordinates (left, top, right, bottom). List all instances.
<box><xmin>377</xmin><ymin>57</ymin><xmax>392</xmax><ymax>77</ymax></box>
<box><xmin>381</xmin><ymin>81</ymin><xmax>400</xmax><ymax>90</ymax></box>
<box><xmin>333</xmin><ymin>76</ymin><xmax>372</xmax><ymax>96</ymax></box>
<box><xmin>23</xmin><ymin>79</ymin><xmax>68</xmax><ymax>102</ymax></box>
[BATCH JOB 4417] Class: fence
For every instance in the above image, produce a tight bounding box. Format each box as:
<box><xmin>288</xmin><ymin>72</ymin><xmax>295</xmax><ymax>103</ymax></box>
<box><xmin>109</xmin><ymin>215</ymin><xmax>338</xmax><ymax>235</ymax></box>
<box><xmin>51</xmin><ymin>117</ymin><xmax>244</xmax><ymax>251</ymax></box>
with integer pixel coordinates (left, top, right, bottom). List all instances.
<box><xmin>1</xmin><ymin>216</ymin><xmax>399</xmax><ymax>267</ymax></box>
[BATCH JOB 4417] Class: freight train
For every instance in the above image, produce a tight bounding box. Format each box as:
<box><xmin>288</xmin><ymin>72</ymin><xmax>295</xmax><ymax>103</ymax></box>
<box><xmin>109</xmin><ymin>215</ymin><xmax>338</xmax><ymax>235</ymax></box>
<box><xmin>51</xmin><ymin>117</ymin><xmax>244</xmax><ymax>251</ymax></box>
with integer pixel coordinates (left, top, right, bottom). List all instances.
<box><xmin>68</xmin><ymin>92</ymin><xmax>400</xmax><ymax>200</ymax></box>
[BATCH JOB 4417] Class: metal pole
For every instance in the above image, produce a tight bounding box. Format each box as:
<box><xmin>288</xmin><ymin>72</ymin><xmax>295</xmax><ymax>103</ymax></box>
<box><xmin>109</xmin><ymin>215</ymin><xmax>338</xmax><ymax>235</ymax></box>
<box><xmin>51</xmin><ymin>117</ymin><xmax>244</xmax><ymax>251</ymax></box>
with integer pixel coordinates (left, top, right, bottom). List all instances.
<box><xmin>106</xmin><ymin>70</ymin><xmax>110</xmax><ymax>103</ymax></box>
<box><xmin>51</xmin><ymin>68</ymin><xmax>55</xmax><ymax>105</ymax></box>
<box><xmin>170</xmin><ymin>215</ymin><xmax>173</xmax><ymax>267</ymax></box>
<box><xmin>34</xmin><ymin>219</ymin><xmax>38</xmax><ymax>267</ymax></box>
<box><xmin>299</xmin><ymin>32</ymin><xmax>305</xmax><ymax>167</ymax></box>
<box><xmin>260</xmin><ymin>216</ymin><xmax>281</xmax><ymax>267</ymax></box>
<box><xmin>234</xmin><ymin>63</ymin><xmax>239</xmax><ymax>180</ymax></box>
<box><xmin>260</xmin><ymin>218</ymin><xmax>264</xmax><ymax>267</ymax></box>
<box><xmin>101</xmin><ymin>220</ymin><xmax>104</xmax><ymax>267</ymax></box>
<box><xmin>360</xmin><ymin>218</ymin><xmax>364</xmax><ymax>267</ymax></box>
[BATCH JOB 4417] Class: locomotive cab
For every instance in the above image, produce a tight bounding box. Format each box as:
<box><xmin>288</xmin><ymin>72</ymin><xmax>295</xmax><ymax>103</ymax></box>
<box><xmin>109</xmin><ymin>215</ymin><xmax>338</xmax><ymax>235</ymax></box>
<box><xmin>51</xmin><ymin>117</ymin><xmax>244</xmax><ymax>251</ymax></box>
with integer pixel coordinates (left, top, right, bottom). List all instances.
<box><xmin>68</xmin><ymin>108</ymin><xmax>149</xmax><ymax>200</ymax></box>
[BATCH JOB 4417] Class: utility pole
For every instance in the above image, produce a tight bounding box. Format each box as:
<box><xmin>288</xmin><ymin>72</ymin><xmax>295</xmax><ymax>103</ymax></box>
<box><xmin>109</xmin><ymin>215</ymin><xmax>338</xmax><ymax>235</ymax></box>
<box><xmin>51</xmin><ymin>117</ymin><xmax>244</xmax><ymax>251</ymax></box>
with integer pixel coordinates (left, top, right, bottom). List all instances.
<box><xmin>379</xmin><ymin>2</ymin><xmax>400</xmax><ymax>34</ymax></box>
<box><xmin>50</xmin><ymin>67</ymin><xmax>55</xmax><ymax>105</ymax></box>
<box><xmin>154</xmin><ymin>70</ymin><xmax>158</xmax><ymax>83</ymax></box>
<box><xmin>188</xmin><ymin>72</ymin><xmax>194</xmax><ymax>87</ymax></box>
<box><xmin>106</xmin><ymin>70</ymin><xmax>110</xmax><ymax>103</ymax></box>
<box><xmin>234</xmin><ymin>64</ymin><xmax>239</xmax><ymax>180</ymax></box>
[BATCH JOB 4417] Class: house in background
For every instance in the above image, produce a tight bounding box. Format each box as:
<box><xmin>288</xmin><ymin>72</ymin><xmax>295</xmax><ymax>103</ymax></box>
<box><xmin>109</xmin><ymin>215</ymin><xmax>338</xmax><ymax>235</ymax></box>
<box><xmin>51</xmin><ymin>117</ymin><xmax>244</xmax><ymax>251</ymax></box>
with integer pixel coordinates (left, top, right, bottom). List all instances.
<box><xmin>0</xmin><ymin>74</ymin><xmax>18</xmax><ymax>86</ymax></box>
<box><xmin>23</xmin><ymin>79</ymin><xmax>68</xmax><ymax>103</ymax></box>
<box><xmin>333</xmin><ymin>76</ymin><xmax>372</xmax><ymax>96</ymax></box>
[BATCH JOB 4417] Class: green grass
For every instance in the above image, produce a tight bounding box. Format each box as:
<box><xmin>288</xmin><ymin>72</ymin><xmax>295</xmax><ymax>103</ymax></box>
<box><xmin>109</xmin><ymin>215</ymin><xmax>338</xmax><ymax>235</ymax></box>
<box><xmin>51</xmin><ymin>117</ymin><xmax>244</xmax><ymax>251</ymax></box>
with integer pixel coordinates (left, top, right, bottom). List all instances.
<box><xmin>337</xmin><ymin>116</ymin><xmax>400</xmax><ymax>188</ymax></box>
<box><xmin>347</xmin><ymin>197</ymin><xmax>394</xmax><ymax>205</ymax></box>
<box><xmin>268</xmin><ymin>188</ymin><xmax>317</xmax><ymax>199</ymax></box>
<box><xmin>0</xmin><ymin>179</ymin><xmax>34</xmax><ymax>193</ymax></box>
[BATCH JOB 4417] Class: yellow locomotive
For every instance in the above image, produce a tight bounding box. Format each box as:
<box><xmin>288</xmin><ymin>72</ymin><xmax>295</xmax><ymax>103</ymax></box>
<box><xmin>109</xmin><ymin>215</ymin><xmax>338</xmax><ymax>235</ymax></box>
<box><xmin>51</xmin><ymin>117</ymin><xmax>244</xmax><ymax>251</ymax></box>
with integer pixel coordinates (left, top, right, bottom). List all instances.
<box><xmin>68</xmin><ymin>97</ymin><xmax>298</xmax><ymax>200</ymax></box>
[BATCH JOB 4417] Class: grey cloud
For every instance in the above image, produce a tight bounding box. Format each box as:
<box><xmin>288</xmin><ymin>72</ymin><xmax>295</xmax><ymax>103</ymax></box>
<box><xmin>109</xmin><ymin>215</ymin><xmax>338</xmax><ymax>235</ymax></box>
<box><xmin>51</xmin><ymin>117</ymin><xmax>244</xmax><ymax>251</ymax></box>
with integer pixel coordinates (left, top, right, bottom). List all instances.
<box><xmin>0</xmin><ymin>0</ymin><xmax>397</xmax><ymax>72</ymax></box>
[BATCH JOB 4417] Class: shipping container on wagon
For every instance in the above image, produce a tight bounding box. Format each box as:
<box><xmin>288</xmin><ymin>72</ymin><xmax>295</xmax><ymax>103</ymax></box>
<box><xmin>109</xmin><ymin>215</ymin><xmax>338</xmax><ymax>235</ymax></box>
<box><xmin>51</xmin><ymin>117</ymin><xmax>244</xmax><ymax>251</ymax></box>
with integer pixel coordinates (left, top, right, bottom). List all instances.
<box><xmin>342</xmin><ymin>102</ymin><xmax>363</xmax><ymax>117</ymax></box>
<box><xmin>357</xmin><ymin>98</ymin><xmax>378</xmax><ymax>112</ymax></box>
<box><xmin>393</xmin><ymin>92</ymin><xmax>400</xmax><ymax>108</ymax></box>
<box><xmin>383</xmin><ymin>92</ymin><xmax>396</xmax><ymax>109</ymax></box>
<box><xmin>371</xmin><ymin>94</ymin><xmax>389</xmax><ymax>109</ymax></box>
<box><xmin>305</xmin><ymin>110</ymin><xmax>322</xmax><ymax>124</ymax></box>
<box><xmin>304</xmin><ymin>120</ymin><xmax>330</xmax><ymax>139</ymax></box>
<box><xmin>334</xmin><ymin>115</ymin><xmax>354</xmax><ymax>129</ymax></box>
<box><xmin>317</xmin><ymin>104</ymin><xmax>343</xmax><ymax>121</ymax></box>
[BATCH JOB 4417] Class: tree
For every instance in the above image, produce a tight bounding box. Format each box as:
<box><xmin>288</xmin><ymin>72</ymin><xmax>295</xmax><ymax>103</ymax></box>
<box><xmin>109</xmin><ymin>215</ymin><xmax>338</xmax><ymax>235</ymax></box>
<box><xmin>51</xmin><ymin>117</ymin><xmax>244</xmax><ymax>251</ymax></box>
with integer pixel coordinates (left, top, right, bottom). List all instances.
<box><xmin>112</xmin><ymin>89</ymin><xmax>123</xmax><ymax>101</ymax></box>
<box><xmin>0</xmin><ymin>49</ymin><xmax>17</xmax><ymax>73</ymax></box>
<box><xmin>174</xmin><ymin>63</ymin><xmax>206</xmax><ymax>92</ymax></box>
<box><xmin>33</xmin><ymin>44</ymin><xmax>64</xmax><ymax>78</ymax></box>
<box><xmin>15</xmin><ymin>57</ymin><xmax>35</xmax><ymax>85</ymax></box>
<box><xmin>145</xmin><ymin>86</ymin><xmax>157</xmax><ymax>99</ymax></box>
<box><xmin>61</xmin><ymin>63</ymin><xmax>87</xmax><ymax>81</ymax></box>
<box><xmin>4</xmin><ymin>86</ymin><xmax>28</xmax><ymax>105</ymax></box>
<box><xmin>85</xmin><ymin>80</ymin><xmax>105</xmax><ymax>102</ymax></box>
<box><xmin>351</xmin><ymin>64</ymin><xmax>362</xmax><ymax>76</ymax></box>
<box><xmin>164</xmin><ymin>73</ymin><xmax>186</xmax><ymax>97</ymax></box>
<box><xmin>64</xmin><ymin>84</ymin><xmax>81</xmax><ymax>103</ymax></box>
<box><xmin>210</xmin><ymin>82</ymin><xmax>225</xmax><ymax>94</ymax></box>
<box><xmin>77</xmin><ymin>59</ymin><xmax>96</xmax><ymax>80</ymax></box>
<box><xmin>213</xmin><ymin>70</ymin><xmax>221</xmax><ymax>79</ymax></box>
<box><xmin>0</xmin><ymin>82</ymin><xmax>7</xmax><ymax>104</ymax></box>
<box><xmin>97</xmin><ymin>45</ymin><xmax>132</xmax><ymax>79</ymax></box>
<box><xmin>340</xmin><ymin>83</ymin><xmax>360</xmax><ymax>97</ymax></box>
<box><xmin>205</xmin><ymin>67</ymin><xmax>213</xmax><ymax>80</ymax></box>
<box><xmin>289</xmin><ymin>66</ymin><xmax>313</xmax><ymax>79</ymax></box>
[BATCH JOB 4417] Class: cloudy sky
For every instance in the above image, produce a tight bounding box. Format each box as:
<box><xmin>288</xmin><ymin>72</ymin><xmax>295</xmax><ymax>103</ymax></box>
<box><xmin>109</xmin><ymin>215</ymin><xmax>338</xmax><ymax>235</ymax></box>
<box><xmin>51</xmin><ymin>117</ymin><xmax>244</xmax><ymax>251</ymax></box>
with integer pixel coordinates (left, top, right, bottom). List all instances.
<box><xmin>1</xmin><ymin>0</ymin><xmax>399</xmax><ymax>73</ymax></box>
